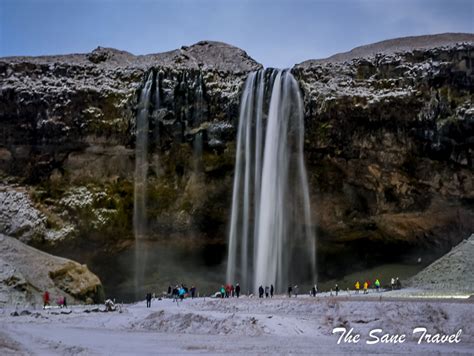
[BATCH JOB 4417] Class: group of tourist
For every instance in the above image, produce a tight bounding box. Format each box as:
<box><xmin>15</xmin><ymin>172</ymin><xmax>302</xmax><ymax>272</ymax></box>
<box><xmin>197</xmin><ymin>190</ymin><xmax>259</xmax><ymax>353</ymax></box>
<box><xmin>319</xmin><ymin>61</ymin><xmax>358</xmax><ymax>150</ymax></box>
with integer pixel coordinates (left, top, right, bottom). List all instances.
<box><xmin>141</xmin><ymin>276</ymin><xmax>404</xmax><ymax>307</ymax></box>
<box><xmin>218</xmin><ymin>283</ymin><xmax>241</xmax><ymax>298</ymax></box>
<box><xmin>352</xmin><ymin>277</ymin><xmax>402</xmax><ymax>294</ymax></box>
<box><xmin>42</xmin><ymin>291</ymin><xmax>67</xmax><ymax>309</ymax></box>
<box><xmin>258</xmin><ymin>285</ymin><xmax>274</xmax><ymax>298</ymax></box>
<box><xmin>167</xmin><ymin>284</ymin><xmax>197</xmax><ymax>300</ymax></box>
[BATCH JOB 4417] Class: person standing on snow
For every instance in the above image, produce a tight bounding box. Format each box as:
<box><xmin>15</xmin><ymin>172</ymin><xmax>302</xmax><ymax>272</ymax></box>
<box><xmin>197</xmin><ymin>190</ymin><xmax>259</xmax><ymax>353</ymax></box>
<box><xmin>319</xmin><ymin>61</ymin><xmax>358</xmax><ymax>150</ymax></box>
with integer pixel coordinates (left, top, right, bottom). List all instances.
<box><xmin>43</xmin><ymin>291</ymin><xmax>50</xmax><ymax>309</ymax></box>
<box><xmin>391</xmin><ymin>278</ymin><xmax>395</xmax><ymax>290</ymax></box>
<box><xmin>375</xmin><ymin>279</ymin><xmax>381</xmax><ymax>292</ymax></box>
<box><xmin>190</xmin><ymin>286</ymin><xmax>196</xmax><ymax>299</ymax></box>
<box><xmin>396</xmin><ymin>277</ymin><xmax>401</xmax><ymax>290</ymax></box>
<box><xmin>293</xmin><ymin>285</ymin><xmax>299</xmax><ymax>297</ymax></box>
<box><xmin>288</xmin><ymin>286</ymin><xmax>292</xmax><ymax>298</ymax></box>
<box><xmin>265</xmin><ymin>286</ymin><xmax>269</xmax><ymax>298</ymax></box>
<box><xmin>363</xmin><ymin>281</ymin><xmax>369</xmax><ymax>294</ymax></box>
<box><xmin>258</xmin><ymin>285</ymin><xmax>264</xmax><ymax>298</ymax></box>
<box><xmin>270</xmin><ymin>284</ymin><xmax>274</xmax><ymax>298</ymax></box>
<box><xmin>146</xmin><ymin>292</ymin><xmax>152</xmax><ymax>308</ymax></box>
<box><xmin>173</xmin><ymin>285</ymin><xmax>179</xmax><ymax>302</ymax></box>
<box><xmin>335</xmin><ymin>284</ymin><xmax>340</xmax><ymax>296</ymax></box>
<box><xmin>235</xmin><ymin>283</ymin><xmax>241</xmax><ymax>298</ymax></box>
<box><xmin>355</xmin><ymin>281</ymin><xmax>360</xmax><ymax>294</ymax></box>
<box><xmin>179</xmin><ymin>287</ymin><xmax>185</xmax><ymax>301</ymax></box>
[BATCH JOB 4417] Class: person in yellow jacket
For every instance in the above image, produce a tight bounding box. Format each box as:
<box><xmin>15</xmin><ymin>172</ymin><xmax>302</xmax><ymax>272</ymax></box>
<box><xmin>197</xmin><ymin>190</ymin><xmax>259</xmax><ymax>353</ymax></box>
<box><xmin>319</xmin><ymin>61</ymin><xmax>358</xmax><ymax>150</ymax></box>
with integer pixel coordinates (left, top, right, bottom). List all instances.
<box><xmin>355</xmin><ymin>281</ymin><xmax>360</xmax><ymax>294</ymax></box>
<box><xmin>363</xmin><ymin>281</ymin><xmax>369</xmax><ymax>294</ymax></box>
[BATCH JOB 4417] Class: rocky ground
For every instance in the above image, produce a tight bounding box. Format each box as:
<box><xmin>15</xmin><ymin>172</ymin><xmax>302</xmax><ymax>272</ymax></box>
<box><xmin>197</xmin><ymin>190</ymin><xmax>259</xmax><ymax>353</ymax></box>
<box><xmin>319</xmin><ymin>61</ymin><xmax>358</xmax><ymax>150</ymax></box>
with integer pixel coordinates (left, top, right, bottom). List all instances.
<box><xmin>0</xmin><ymin>233</ymin><xmax>103</xmax><ymax>307</ymax></box>
<box><xmin>0</xmin><ymin>294</ymin><xmax>472</xmax><ymax>355</ymax></box>
<box><xmin>407</xmin><ymin>234</ymin><xmax>474</xmax><ymax>293</ymax></box>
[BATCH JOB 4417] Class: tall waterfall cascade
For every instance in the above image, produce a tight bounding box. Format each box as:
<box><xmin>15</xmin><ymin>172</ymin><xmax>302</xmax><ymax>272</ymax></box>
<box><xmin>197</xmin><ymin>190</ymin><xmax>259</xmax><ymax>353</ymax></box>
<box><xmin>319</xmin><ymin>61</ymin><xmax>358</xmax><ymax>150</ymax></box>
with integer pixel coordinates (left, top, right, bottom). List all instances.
<box><xmin>133</xmin><ymin>70</ymin><xmax>159</xmax><ymax>298</ymax></box>
<box><xmin>226</xmin><ymin>69</ymin><xmax>316</xmax><ymax>293</ymax></box>
<box><xmin>134</xmin><ymin>72</ymin><xmax>153</xmax><ymax>241</ymax></box>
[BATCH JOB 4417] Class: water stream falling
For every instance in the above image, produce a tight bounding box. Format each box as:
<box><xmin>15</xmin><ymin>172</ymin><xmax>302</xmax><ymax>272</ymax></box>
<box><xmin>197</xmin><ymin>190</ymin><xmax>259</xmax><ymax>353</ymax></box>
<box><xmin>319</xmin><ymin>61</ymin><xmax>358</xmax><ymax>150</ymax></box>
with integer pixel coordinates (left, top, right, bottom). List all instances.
<box><xmin>227</xmin><ymin>69</ymin><xmax>316</xmax><ymax>293</ymax></box>
<box><xmin>133</xmin><ymin>71</ymin><xmax>155</xmax><ymax>298</ymax></box>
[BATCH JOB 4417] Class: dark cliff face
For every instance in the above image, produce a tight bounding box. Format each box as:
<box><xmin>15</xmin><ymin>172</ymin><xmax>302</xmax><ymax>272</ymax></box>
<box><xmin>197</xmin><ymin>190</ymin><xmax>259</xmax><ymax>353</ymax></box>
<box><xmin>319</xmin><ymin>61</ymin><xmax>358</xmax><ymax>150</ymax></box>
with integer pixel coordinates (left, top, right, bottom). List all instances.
<box><xmin>0</xmin><ymin>41</ymin><xmax>261</xmax><ymax>249</ymax></box>
<box><xmin>293</xmin><ymin>41</ymin><xmax>474</xmax><ymax>275</ymax></box>
<box><xmin>0</xmin><ymin>36</ymin><xmax>473</xmax><ymax>283</ymax></box>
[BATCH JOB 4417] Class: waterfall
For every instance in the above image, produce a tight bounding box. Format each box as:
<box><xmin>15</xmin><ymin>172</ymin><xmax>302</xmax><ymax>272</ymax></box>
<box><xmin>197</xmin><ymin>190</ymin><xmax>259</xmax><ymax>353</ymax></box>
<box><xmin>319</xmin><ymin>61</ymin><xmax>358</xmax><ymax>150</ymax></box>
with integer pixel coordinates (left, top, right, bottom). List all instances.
<box><xmin>133</xmin><ymin>71</ymin><xmax>154</xmax><ymax>298</ymax></box>
<box><xmin>226</xmin><ymin>69</ymin><xmax>316</xmax><ymax>293</ymax></box>
<box><xmin>194</xmin><ymin>72</ymin><xmax>205</xmax><ymax>125</ymax></box>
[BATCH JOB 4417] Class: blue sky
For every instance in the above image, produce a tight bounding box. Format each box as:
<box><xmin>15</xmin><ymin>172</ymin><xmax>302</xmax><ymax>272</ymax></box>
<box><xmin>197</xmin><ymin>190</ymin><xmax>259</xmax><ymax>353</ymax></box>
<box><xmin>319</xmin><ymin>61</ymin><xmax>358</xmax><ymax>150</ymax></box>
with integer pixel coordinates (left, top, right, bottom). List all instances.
<box><xmin>0</xmin><ymin>0</ymin><xmax>472</xmax><ymax>68</ymax></box>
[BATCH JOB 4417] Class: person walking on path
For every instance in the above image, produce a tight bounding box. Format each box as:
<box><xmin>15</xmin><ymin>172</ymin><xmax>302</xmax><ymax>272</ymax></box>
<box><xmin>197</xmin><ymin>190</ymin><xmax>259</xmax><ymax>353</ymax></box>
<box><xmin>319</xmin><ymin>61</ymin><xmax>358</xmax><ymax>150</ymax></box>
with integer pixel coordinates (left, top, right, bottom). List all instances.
<box><xmin>270</xmin><ymin>284</ymin><xmax>274</xmax><ymax>298</ymax></box>
<box><xmin>146</xmin><ymin>292</ymin><xmax>152</xmax><ymax>308</ymax></box>
<box><xmin>259</xmin><ymin>285</ymin><xmax>264</xmax><ymax>298</ymax></box>
<box><xmin>220</xmin><ymin>285</ymin><xmax>225</xmax><ymax>298</ymax></box>
<box><xmin>235</xmin><ymin>283</ymin><xmax>241</xmax><ymax>298</ymax></box>
<box><xmin>355</xmin><ymin>281</ymin><xmax>360</xmax><ymax>294</ymax></box>
<box><xmin>335</xmin><ymin>284</ymin><xmax>340</xmax><ymax>296</ymax></box>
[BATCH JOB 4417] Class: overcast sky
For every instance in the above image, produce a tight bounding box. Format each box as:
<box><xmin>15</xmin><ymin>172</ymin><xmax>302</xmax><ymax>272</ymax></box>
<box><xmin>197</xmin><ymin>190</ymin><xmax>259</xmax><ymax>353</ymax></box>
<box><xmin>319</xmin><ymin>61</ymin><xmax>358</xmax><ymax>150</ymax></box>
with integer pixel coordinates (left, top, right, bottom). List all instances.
<box><xmin>1</xmin><ymin>0</ymin><xmax>472</xmax><ymax>68</ymax></box>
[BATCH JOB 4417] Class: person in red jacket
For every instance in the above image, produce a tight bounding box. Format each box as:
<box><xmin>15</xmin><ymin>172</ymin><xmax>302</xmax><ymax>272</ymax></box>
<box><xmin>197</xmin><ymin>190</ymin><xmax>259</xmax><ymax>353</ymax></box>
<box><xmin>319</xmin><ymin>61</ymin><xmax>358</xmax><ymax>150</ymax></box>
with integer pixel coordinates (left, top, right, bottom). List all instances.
<box><xmin>43</xmin><ymin>291</ymin><xmax>50</xmax><ymax>309</ymax></box>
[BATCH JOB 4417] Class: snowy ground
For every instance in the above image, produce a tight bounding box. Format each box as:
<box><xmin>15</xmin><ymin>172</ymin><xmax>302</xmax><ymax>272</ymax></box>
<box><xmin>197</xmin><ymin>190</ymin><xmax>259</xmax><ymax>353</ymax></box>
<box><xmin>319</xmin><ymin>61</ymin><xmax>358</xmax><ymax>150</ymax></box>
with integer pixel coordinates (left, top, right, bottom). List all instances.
<box><xmin>1</xmin><ymin>290</ymin><xmax>473</xmax><ymax>355</ymax></box>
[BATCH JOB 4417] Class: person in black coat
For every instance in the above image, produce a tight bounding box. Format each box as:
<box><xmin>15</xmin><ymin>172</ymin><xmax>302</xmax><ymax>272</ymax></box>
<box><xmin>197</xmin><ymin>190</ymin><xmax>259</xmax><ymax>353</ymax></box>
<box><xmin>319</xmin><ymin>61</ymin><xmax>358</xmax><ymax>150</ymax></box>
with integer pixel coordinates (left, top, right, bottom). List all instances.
<box><xmin>258</xmin><ymin>285</ymin><xmax>264</xmax><ymax>298</ymax></box>
<box><xmin>235</xmin><ymin>284</ymin><xmax>241</xmax><ymax>298</ymax></box>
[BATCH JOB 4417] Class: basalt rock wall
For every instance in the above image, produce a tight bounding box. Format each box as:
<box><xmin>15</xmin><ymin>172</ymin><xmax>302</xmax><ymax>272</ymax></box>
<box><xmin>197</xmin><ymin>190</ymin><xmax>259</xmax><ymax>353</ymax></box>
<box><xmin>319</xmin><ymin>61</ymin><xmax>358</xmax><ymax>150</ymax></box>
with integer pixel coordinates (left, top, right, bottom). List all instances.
<box><xmin>293</xmin><ymin>39</ymin><xmax>474</xmax><ymax>275</ymax></box>
<box><xmin>0</xmin><ymin>41</ymin><xmax>260</xmax><ymax>249</ymax></box>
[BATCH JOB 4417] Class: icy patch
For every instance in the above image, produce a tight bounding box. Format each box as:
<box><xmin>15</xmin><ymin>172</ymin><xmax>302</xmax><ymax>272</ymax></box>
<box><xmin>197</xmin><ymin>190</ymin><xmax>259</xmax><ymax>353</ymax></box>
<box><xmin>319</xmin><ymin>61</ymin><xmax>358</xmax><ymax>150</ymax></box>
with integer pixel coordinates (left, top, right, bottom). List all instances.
<box><xmin>59</xmin><ymin>187</ymin><xmax>95</xmax><ymax>210</ymax></box>
<box><xmin>44</xmin><ymin>224</ymin><xmax>76</xmax><ymax>242</ymax></box>
<box><xmin>0</xmin><ymin>188</ymin><xmax>46</xmax><ymax>243</ymax></box>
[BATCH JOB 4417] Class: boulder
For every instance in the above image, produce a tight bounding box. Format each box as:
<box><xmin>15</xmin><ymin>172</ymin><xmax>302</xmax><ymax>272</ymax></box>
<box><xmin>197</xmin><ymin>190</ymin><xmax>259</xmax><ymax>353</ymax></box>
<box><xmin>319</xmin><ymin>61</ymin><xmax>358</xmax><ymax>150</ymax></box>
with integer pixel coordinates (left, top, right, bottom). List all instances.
<box><xmin>0</xmin><ymin>233</ymin><xmax>103</xmax><ymax>306</ymax></box>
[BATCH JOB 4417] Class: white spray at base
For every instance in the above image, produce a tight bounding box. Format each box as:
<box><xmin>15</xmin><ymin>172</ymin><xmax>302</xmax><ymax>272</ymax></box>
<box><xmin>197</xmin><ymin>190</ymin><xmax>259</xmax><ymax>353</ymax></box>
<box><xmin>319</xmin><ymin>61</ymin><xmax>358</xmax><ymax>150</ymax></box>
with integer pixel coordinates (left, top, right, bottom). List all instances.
<box><xmin>227</xmin><ymin>69</ymin><xmax>316</xmax><ymax>293</ymax></box>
